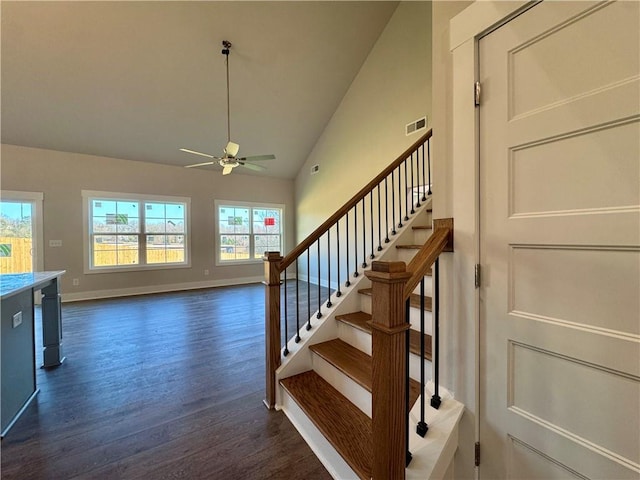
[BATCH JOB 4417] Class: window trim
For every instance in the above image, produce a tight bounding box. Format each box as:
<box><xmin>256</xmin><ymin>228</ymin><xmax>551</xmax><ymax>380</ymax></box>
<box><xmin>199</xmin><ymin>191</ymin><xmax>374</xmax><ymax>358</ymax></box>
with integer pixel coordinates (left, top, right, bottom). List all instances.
<box><xmin>82</xmin><ymin>190</ymin><xmax>191</xmax><ymax>274</ymax></box>
<box><xmin>214</xmin><ymin>200</ymin><xmax>285</xmax><ymax>266</ymax></box>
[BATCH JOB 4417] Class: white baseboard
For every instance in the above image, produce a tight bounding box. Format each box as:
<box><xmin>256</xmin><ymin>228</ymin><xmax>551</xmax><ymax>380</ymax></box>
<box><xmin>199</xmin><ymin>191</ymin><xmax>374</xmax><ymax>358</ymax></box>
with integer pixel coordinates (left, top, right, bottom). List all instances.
<box><xmin>61</xmin><ymin>276</ymin><xmax>263</xmax><ymax>302</ymax></box>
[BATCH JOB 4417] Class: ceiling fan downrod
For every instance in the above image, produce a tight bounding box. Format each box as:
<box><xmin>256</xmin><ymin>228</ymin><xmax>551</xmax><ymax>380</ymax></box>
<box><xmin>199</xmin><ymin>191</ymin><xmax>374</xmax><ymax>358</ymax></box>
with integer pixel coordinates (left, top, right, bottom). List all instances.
<box><xmin>222</xmin><ymin>40</ymin><xmax>232</xmax><ymax>147</ymax></box>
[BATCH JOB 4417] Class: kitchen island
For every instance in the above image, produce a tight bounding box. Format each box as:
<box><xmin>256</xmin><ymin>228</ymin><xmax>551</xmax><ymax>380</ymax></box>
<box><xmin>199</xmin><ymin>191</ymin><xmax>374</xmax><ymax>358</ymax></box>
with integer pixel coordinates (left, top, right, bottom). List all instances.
<box><xmin>1</xmin><ymin>271</ymin><xmax>65</xmax><ymax>437</ymax></box>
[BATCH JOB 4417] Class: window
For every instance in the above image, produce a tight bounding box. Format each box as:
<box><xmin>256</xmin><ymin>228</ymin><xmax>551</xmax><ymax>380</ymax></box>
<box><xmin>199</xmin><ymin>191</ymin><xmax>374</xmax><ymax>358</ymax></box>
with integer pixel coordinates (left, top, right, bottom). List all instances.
<box><xmin>0</xmin><ymin>191</ymin><xmax>44</xmax><ymax>274</ymax></box>
<box><xmin>215</xmin><ymin>201</ymin><xmax>284</xmax><ymax>264</ymax></box>
<box><xmin>83</xmin><ymin>191</ymin><xmax>190</xmax><ymax>272</ymax></box>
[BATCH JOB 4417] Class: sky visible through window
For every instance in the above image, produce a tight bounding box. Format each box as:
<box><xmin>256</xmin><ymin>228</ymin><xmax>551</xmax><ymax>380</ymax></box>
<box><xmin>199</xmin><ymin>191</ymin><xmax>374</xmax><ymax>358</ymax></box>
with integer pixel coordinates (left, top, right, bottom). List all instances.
<box><xmin>1</xmin><ymin>202</ymin><xmax>32</xmax><ymax>219</ymax></box>
<box><xmin>0</xmin><ymin>201</ymin><xmax>32</xmax><ymax>237</ymax></box>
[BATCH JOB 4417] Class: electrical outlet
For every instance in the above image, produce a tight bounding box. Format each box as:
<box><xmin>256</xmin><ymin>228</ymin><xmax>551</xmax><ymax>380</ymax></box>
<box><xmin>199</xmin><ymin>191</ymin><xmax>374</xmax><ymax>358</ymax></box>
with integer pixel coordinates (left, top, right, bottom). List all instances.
<box><xmin>49</xmin><ymin>240</ymin><xmax>63</xmax><ymax>247</ymax></box>
<box><xmin>12</xmin><ymin>311</ymin><xmax>23</xmax><ymax>328</ymax></box>
<box><xmin>72</xmin><ymin>278</ymin><xmax>80</xmax><ymax>286</ymax></box>
<box><xmin>204</xmin><ymin>269</ymin><xmax>209</xmax><ymax>276</ymax></box>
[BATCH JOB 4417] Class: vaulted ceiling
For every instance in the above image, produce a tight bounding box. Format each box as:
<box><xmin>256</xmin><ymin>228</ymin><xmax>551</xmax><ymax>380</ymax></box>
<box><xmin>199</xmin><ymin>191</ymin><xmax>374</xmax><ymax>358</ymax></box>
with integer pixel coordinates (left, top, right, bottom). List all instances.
<box><xmin>1</xmin><ymin>1</ymin><xmax>398</xmax><ymax>178</ymax></box>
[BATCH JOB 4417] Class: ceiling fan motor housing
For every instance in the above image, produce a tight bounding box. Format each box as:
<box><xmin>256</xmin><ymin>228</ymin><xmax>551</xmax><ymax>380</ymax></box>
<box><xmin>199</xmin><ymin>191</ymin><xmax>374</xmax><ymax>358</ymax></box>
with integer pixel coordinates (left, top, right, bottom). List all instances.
<box><xmin>224</xmin><ymin>141</ymin><xmax>240</xmax><ymax>157</ymax></box>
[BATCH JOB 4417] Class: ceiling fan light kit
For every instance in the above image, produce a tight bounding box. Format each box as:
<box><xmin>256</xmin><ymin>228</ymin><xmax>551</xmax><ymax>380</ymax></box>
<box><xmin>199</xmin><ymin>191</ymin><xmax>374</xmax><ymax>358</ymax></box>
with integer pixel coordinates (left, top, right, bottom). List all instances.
<box><xmin>181</xmin><ymin>40</ymin><xmax>275</xmax><ymax>175</ymax></box>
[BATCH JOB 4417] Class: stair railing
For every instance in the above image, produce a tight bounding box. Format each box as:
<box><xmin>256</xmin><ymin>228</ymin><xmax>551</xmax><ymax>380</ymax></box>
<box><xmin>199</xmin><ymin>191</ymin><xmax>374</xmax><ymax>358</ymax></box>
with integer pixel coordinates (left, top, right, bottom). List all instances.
<box><xmin>264</xmin><ymin>129</ymin><xmax>433</xmax><ymax>409</ymax></box>
<box><xmin>365</xmin><ymin>219</ymin><xmax>452</xmax><ymax>478</ymax></box>
<box><xmin>404</xmin><ymin>219</ymin><xmax>453</xmax><ymax>442</ymax></box>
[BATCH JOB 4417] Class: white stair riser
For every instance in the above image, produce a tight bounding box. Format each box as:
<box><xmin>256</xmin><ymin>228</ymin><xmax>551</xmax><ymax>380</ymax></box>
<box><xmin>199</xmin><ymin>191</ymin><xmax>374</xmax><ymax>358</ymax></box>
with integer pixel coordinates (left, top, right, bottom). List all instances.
<box><xmin>311</xmin><ymin>353</ymin><xmax>372</xmax><ymax>417</ymax></box>
<box><xmin>412</xmin><ymin>228</ymin><xmax>433</xmax><ymax>245</ymax></box>
<box><xmin>311</xmin><ymin>349</ymin><xmax>433</xmax><ymax>413</ymax></box>
<box><xmin>336</xmin><ymin>321</ymin><xmax>433</xmax><ymax>382</ymax></box>
<box><xmin>356</xmin><ymin>276</ymin><xmax>433</xmax><ymax>296</ymax></box>
<box><xmin>408</xmin><ymin>310</ymin><xmax>433</xmax><ymax>335</ymax></box>
<box><xmin>409</xmin><ymin>354</ymin><xmax>433</xmax><ymax>383</ymax></box>
<box><xmin>395</xmin><ymin>248</ymin><xmax>421</xmax><ymax>264</ymax></box>
<box><xmin>337</xmin><ymin>322</ymin><xmax>372</xmax><ymax>356</ymax></box>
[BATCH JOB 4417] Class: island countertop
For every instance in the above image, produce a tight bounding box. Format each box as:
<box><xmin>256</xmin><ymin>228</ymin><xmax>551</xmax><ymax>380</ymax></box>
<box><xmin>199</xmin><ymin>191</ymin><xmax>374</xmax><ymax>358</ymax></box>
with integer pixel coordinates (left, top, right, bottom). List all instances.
<box><xmin>0</xmin><ymin>271</ymin><xmax>66</xmax><ymax>300</ymax></box>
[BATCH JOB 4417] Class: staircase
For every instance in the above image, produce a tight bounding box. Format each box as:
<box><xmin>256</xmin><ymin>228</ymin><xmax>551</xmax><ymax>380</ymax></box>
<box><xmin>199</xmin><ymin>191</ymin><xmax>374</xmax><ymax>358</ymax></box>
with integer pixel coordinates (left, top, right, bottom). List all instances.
<box><xmin>279</xmin><ymin>206</ymin><xmax>463</xmax><ymax>479</ymax></box>
<box><xmin>263</xmin><ymin>130</ymin><xmax>464</xmax><ymax>479</ymax></box>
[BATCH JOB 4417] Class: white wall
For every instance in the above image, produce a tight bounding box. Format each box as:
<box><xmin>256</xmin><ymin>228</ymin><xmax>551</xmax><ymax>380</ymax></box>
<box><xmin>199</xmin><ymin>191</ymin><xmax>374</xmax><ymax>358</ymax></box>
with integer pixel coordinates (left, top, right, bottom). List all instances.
<box><xmin>1</xmin><ymin>144</ymin><xmax>295</xmax><ymax>299</ymax></box>
<box><xmin>294</xmin><ymin>1</ymin><xmax>432</xmax><ymax>242</ymax></box>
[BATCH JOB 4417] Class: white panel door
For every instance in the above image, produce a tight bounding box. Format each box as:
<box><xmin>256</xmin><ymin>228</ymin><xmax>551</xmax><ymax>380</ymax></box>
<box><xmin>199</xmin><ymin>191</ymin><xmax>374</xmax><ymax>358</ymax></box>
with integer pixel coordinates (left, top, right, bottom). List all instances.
<box><xmin>479</xmin><ymin>1</ymin><xmax>640</xmax><ymax>478</ymax></box>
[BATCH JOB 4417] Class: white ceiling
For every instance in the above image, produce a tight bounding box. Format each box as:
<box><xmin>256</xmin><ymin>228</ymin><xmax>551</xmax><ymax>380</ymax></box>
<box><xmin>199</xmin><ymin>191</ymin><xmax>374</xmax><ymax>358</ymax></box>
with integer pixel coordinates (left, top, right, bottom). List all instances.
<box><xmin>1</xmin><ymin>1</ymin><xmax>398</xmax><ymax>179</ymax></box>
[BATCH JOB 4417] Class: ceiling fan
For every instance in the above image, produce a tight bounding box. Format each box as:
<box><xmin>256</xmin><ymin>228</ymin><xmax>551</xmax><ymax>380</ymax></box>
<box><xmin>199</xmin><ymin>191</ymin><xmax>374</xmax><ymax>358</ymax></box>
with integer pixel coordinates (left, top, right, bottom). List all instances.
<box><xmin>181</xmin><ymin>40</ymin><xmax>275</xmax><ymax>175</ymax></box>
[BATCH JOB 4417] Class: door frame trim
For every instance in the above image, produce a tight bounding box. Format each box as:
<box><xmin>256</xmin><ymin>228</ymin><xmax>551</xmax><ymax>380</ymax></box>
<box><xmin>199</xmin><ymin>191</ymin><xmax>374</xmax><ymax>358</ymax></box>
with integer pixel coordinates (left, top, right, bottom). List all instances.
<box><xmin>451</xmin><ymin>1</ymin><xmax>540</xmax><ymax>50</ymax></box>
<box><xmin>449</xmin><ymin>2</ymin><xmax>538</xmax><ymax>476</ymax></box>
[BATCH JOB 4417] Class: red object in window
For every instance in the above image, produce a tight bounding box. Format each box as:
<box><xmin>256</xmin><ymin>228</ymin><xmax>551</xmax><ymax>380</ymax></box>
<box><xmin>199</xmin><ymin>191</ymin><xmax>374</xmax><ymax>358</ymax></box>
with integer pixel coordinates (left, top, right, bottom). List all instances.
<box><xmin>264</xmin><ymin>217</ymin><xmax>275</xmax><ymax>226</ymax></box>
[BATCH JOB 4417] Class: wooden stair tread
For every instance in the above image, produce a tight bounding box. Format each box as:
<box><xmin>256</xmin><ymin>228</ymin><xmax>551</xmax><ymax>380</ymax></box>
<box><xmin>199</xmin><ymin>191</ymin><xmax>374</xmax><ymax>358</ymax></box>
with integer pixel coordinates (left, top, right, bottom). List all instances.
<box><xmin>335</xmin><ymin>311</ymin><xmax>372</xmax><ymax>334</ymax></box>
<box><xmin>310</xmin><ymin>339</ymin><xmax>372</xmax><ymax>391</ymax></box>
<box><xmin>281</xmin><ymin>371</ymin><xmax>372</xmax><ymax>480</ymax></box>
<box><xmin>358</xmin><ymin>288</ymin><xmax>432</xmax><ymax>311</ymax></box>
<box><xmin>335</xmin><ymin>312</ymin><xmax>433</xmax><ymax>361</ymax></box>
<box><xmin>310</xmin><ymin>339</ymin><xmax>423</xmax><ymax>410</ymax></box>
<box><xmin>412</xmin><ymin>225</ymin><xmax>433</xmax><ymax>230</ymax></box>
<box><xmin>396</xmin><ymin>244</ymin><xmax>423</xmax><ymax>249</ymax></box>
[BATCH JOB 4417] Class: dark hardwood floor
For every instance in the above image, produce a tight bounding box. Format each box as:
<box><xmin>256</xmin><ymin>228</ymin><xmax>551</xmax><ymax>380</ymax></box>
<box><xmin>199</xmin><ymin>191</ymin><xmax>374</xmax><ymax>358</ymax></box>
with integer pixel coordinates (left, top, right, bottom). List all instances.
<box><xmin>1</xmin><ymin>284</ymin><xmax>331</xmax><ymax>480</ymax></box>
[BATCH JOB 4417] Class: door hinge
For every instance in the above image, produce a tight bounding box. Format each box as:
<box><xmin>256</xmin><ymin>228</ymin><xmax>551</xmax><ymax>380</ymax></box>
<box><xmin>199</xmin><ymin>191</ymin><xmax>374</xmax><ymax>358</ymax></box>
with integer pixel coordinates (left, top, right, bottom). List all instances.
<box><xmin>474</xmin><ymin>81</ymin><xmax>481</xmax><ymax>107</ymax></box>
<box><xmin>475</xmin><ymin>264</ymin><xmax>481</xmax><ymax>288</ymax></box>
<box><xmin>475</xmin><ymin>442</ymin><xmax>481</xmax><ymax>466</ymax></box>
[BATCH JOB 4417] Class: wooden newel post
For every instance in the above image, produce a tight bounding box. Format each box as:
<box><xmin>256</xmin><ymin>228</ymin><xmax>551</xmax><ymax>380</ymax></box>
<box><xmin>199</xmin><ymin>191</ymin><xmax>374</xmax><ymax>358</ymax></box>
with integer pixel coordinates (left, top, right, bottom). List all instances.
<box><xmin>365</xmin><ymin>261</ymin><xmax>411</xmax><ymax>480</ymax></box>
<box><xmin>263</xmin><ymin>251</ymin><xmax>283</xmax><ymax>410</ymax></box>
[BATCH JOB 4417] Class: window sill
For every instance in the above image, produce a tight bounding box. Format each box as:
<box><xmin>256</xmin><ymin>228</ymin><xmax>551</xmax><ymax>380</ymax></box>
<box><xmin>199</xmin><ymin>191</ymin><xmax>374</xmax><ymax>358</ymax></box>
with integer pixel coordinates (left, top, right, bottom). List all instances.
<box><xmin>215</xmin><ymin>259</ymin><xmax>264</xmax><ymax>267</ymax></box>
<box><xmin>84</xmin><ymin>262</ymin><xmax>191</xmax><ymax>275</ymax></box>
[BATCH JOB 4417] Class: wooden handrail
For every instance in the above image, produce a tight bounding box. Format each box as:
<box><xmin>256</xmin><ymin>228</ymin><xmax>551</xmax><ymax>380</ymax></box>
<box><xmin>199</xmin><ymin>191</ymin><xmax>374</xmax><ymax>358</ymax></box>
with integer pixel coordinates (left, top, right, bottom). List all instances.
<box><xmin>403</xmin><ymin>219</ymin><xmax>453</xmax><ymax>299</ymax></box>
<box><xmin>280</xmin><ymin>129</ymin><xmax>433</xmax><ymax>271</ymax></box>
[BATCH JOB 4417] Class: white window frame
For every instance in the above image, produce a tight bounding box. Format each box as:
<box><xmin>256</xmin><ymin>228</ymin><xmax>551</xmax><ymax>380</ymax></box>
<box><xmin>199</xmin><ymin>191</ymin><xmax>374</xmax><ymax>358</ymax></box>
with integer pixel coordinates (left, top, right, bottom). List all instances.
<box><xmin>214</xmin><ymin>200</ymin><xmax>285</xmax><ymax>266</ymax></box>
<box><xmin>0</xmin><ymin>190</ymin><xmax>44</xmax><ymax>273</ymax></box>
<box><xmin>82</xmin><ymin>190</ymin><xmax>191</xmax><ymax>274</ymax></box>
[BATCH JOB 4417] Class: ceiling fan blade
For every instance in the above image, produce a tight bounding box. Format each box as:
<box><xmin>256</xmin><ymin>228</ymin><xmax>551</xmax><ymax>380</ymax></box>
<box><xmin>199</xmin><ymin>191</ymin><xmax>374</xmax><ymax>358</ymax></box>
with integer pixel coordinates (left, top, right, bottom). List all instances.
<box><xmin>237</xmin><ymin>154</ymin><xmax>276</xmax><ymax>162</ymax></box>
<box><xmin>185</xmin><ymin>160</ymin><xmax>216</xmax><ymax>168</ymax></box>
<box><xmin>180</xmin><ymin>148</ymin><xmax>215</xmax><ymax>158</ymax></box>
<box><xmin>239</xmin><ymin>162</ymin><xmax>266</xmax><ymax>172</ymax></box>
<box><xmin>225</xmin><ymin>141</ymin><xmax>240</xmax><ymax>157</ymax></box>
<box><xmin>222</xmin><ymin>165</ymin><xmax>234</xmax><ymax>175</ymax></box>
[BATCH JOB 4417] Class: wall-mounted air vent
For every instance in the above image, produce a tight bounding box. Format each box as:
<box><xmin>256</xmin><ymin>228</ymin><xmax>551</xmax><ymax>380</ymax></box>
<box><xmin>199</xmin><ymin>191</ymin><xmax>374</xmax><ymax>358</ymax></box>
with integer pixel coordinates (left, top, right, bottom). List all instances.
<box><xmin>406</xmin><ymin>116</ymin><xmax>427</xmax><ymax>136</ymax></box>
<box><xmin>311</xmin><ymin>164</ymin><xmax>320</xmax><ymax>175</ymax></box>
